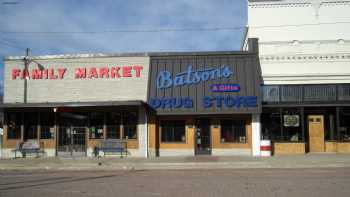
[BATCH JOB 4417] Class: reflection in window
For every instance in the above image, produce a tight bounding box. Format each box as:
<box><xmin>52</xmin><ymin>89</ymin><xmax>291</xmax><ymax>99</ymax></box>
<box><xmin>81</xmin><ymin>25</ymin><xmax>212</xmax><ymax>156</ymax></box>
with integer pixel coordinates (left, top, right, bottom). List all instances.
<box><xmin>40</xmin><ymin>112</ymin><xmax>55</xmax><ymax>139</ymax></box>
<box><xmin>122</xmin><ymin>112</ymin><xmax>138</xmax><ymax>139</ymax></box>
<box><xmin>262</xmin><ymin>108</ymin><xmax>302</xmax><ymax>142</ymax></box>
<box><xmin>340</xmin><ymin>108</ymin><xmax>350</xmax><ymax>142</ymax></box>
<box><xmin>161</xmin><ymin>120</ymin><xmax>186</xmax><ymax>142</ymax></box>
<box><xmin>89</xmin><ymin>112</ymin><xmax>104</xmax><ymax>139</ymax></box>
<box><xmin>7</xmin><ymin>112</ymin><xmax>22</xmax><ymax>139</ymax></box>
<box><xmin>220</xmin><ymin>120</ymin><xmax>246</xmax><ymax>143</ymax></box>
<box><xmin>262</xmin><ymin>85</ymin><xmax>280</xmax><ymax>103</ymax></box>
<box><xmin>24</xmin><ymin>112</ymin><xmax>38</xmax><ymax>140</ymax></box>
<box><xmin>106</xmin><ymin>112</ymin><xmax>121</xmax><ymax>139</ymax></box>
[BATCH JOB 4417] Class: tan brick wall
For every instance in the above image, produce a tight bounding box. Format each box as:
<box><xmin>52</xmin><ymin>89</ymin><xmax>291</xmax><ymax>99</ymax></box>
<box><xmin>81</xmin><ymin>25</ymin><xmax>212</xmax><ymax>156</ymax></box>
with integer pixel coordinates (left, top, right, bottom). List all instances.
<box><xmin>337</xmin><ymin>142</ymin><xmax>350</xmax><ymax>153</ymax></box>
<box><xmin>325</xmin><ymin>141</ymin><xmax>337</xmax><ymax>152</ymax></box>
<box><xmin>273</xmin><ymin>143</ymin><xmax>306</xmax><ymax>155</ymax></box>
<box><xmin>4</xmin><ymin>56</ymin><xmax>150</xmax><ymax>103</ymax></box>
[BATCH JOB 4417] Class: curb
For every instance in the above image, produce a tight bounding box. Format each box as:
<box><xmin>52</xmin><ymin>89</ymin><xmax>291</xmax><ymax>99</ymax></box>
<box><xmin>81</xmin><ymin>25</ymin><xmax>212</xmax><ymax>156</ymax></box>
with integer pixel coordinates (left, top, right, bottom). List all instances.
<box><xmin>1</xmin><ymin>161</ymin><xmax>350</xmax><ymax>171</ymax></box>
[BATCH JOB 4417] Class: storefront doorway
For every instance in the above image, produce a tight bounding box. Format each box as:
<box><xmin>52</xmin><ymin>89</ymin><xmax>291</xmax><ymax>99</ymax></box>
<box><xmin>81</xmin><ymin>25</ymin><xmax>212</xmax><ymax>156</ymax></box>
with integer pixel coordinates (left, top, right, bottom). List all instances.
<box><xmin>57</xmin><ymin>112</ymin><xmax>87</xmax><ymax>157</ymax></box>
<box><xmin>57</xmin><ymin>126</ymin><xmax>86</xmax><ymax>156</ymax></box>
<box><xmin>195</xmin><ymin>119</ymin><xmax>211</xmax><ymax>155</ymax></box>
<box><xmin>308</xmin><ymin>115</ymin><xmax>325</xmax><ymax>152</ymax></box>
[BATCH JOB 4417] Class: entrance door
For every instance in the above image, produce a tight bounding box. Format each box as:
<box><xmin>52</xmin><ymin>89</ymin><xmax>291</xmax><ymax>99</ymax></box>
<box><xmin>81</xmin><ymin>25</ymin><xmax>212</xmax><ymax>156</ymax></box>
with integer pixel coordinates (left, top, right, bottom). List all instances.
<box><xmin>57</xmin><ymin>126</ymin><xmax>86</xmax><ymax>157</ymax></box>
<box><xmin>195</xmin><ymin>119</ymin><xmax>211</xmax><ymax>155</ymax></box>
<box><xmin>308</xmin><ymin>115</ymin><xmax>325</xmax><ymax>152</ymax></box>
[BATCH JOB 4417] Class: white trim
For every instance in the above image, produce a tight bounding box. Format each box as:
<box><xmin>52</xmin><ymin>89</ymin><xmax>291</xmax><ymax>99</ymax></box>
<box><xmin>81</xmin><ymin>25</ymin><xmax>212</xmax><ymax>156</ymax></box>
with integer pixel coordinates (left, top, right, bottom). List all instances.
<box><xmin>260</xmin><ymin>53</ymin><xmax>350</xmax><ymax>62</ymax></box>
<box><xmin>252</xmin><ymin>114</ymin><xmax>261</xmax><ymax>157</ymax></box>
<box><xmin>138</xmin><ymin>108</ymin><xmax>148</xmax><ymax>158</ymax></box>
<box><xmin>249</xmin><ymin>0</ymin><xmax>350</xmax><ymax>9</ymax></box>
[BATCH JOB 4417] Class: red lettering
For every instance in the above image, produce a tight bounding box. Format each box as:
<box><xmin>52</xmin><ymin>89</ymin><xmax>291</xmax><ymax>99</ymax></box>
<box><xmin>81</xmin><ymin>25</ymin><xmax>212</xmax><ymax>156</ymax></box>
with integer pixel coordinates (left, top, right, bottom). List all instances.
<box><xmin>111</xmin><ymin>67</ymin><xmax>116</xmax><ymax>78</ymax></box>
<box><xmin>49</xmin><ymin>69</ymin><xmax>57</xmax><ymax>79</ymax></box>
<box><xmin>43</xmin><ymin>69</ymin><xmax>49</xmax><ymax>79</ymax></box>
<box><xmin>88</xmin><ymin>67</ymin><xmax>98</xmax><ymax>78</ymax></box>
<box><xmin>22</xmin><ymin>70</ymin><xmax>30</xmax><ymax>79</ymax></box>
<box><xmin>122</xmin><ymin>66</ymin><xmax>132</xmax><ymax>77</ymax></box>
<box><xmin>75</xmin><ymin>68</ymin><xmax>86</xmax><ymax>79</ymax></box>
<box><xmin>111</xmin><ymin>67</ymin><xmax>121</xmax><ymax>78</ymax></box>
<box><xmin>58</xmin><ymin>68</ymin><xmax>66</xmax><ymax>79</ymax></box>
<box><xmin>133</xmin><ymin>65</ymin><xmax>143</xmax><ymax>78</ymax></box>
<box><xmin>12</xmin><ymin>69</ymin><xmax>21</xmax><ymax>80</ymax></box>
<box><xmin>32</xmin><ymin>69</ymin><xmax>42</xmax><ymax>79</ymax></box>
<box><xmin>99</xmin><ymin>67</ymin><xmax>109</xmax><ymax>78</ymax></box>
<box><xmin>116</xmin><ymin>67</ymin><xmax>121</xmax><ymax>78</ymax></box>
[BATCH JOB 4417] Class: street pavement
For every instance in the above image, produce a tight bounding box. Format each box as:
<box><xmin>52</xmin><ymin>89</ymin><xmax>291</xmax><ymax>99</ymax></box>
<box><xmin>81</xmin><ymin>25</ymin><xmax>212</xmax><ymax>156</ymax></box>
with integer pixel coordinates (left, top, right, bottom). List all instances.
<box><xmin>0</xmin><ymin>168</ymin><xmax>349</xmax><ymax>197</ymax></box>
<box><xmin>0</xmin><ymin>153</ymin><xmax>350</xmax><ymax>171</ymax></box>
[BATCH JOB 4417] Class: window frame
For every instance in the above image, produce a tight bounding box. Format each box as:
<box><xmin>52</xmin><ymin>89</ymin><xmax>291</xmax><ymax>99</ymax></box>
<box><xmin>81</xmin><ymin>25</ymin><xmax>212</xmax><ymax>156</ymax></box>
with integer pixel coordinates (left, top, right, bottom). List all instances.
<box><xmin>6</xmin><ymin>112</ymin><xmax>22</xmax><ymax>140</ymax></box>
<box><xmin>220</xmin><ymin>119</ymin><xmax>247</xmax><ymax>143</ymax></box>
<box><xmin>106</xmin><ymin>112</ymin><xmax>122</xmax><ymax>139</ymax></box>
<box><xmin>39</xmin><ymin>112</ymin><xmax>55</xmax><ymax>140</ymax></box>
<box><xmin>88</xmin><ymin>112</ymin><xmax>105</xmax><ymax>139</ymax></box>
<box><xmin>160</xmin><ymin>120</ymin><xmax>186</xmax><ymax>143</ymax></box>
<box><xmin>23</xmin><ymin>112</ymin><xmax>38</xmax><ymax>140</ymax></box>
<box><xmin>122</xmin><ymin>111</ymin><xmax>138</xmax><ymax>140</ymax></box>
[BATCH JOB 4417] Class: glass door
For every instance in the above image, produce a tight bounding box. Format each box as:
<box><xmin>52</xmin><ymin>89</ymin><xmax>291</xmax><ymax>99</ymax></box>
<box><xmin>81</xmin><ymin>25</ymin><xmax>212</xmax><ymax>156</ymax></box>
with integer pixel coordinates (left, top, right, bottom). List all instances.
<box><xmin>57</xmin><ymin>112</ymin><xmax>87</xmax><ymax>157</ymax></box>
<box><xmin>195</xmin><ymin>119</ymin><xmax>211</xmax><ymax>155</ymax></box>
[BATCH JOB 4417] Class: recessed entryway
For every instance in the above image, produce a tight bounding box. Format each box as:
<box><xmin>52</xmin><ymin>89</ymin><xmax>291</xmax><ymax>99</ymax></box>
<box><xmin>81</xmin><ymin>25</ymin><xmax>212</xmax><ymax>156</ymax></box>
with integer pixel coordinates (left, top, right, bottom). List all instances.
<box><xmin>195</xmin><ymin>119</ymin><xmax>211</xmax><ymax>155</ymax></box>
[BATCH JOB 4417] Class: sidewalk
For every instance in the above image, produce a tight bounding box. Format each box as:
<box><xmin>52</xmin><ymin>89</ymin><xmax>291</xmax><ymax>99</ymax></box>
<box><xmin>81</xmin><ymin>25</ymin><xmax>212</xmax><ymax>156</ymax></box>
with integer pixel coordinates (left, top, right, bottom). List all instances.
<box><xmin>0</xmin><ymin>153</ymin><xmax>349</xmax><ymax>171</ymax></box>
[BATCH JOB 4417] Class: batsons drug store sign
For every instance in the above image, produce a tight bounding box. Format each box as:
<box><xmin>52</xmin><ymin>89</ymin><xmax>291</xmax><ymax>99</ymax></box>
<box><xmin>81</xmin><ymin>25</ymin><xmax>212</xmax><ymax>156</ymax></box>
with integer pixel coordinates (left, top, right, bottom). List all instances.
<box><xmin>148</xmin><ymin>53</ymin><xmax>262</xmax><ymax>115</ymax></box>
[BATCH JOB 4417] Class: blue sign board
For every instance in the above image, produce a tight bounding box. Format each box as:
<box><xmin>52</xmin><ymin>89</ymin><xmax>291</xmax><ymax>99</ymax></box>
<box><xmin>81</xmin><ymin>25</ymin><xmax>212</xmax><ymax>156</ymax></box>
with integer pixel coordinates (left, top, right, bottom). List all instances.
<box><xmin>148</xmin><ymin>55</ymin><xmax>261</xmax><ymax>114</ymax></box>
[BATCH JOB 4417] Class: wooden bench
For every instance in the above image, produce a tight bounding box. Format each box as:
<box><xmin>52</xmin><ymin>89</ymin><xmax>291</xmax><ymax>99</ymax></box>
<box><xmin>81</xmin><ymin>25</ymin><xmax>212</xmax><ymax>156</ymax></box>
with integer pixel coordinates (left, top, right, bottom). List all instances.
<box><xmin>94</xmin><ymin>139</ymin><xmax>128</xmax><ymax>158</ymax></box>
<box><xmin>12</xmin><ymin>140</ymin><xmax>45</xmax><ymax>159</ymax></box>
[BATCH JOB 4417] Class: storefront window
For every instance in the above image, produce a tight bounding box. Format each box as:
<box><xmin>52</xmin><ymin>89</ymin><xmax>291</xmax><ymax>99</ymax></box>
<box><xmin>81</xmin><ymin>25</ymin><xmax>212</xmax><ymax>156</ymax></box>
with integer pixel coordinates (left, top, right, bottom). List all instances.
<box><xmin>220</xmin><ymin>120</ymin><xmax>246</xmax><ymax>143</ymax></box>
<box><xmin>282</xmin><ymin>111</ymin><xmax>302</xmax><ymax>142</ymax></box>
<box><xmin>7</xmin><ymin>112</ymin><xmax>22</xmax><ymax>139</ymax></box>
<box><xmin>161</xmin><ymin>120</ymin><xmax>186</xmax><ymax>143</ymax></box>
<box><xmin>24</xmin><ymin>112</ymin><xmax>38</xmax><ymax>140</ymax></box>
<box><xmin>323</xmin><ymin>108</ymin><xmax>337</xmax><ymax>141</ymax></box>
<box><xmin>106</xmin><ymin>112</ymin><xmax>121</xmax><ymax>139</ymax></box>
<box><xmin>262</xmin><ymin>111</ymin><xmax>280</xmax><ymax>141</ymax></box>
<box><xmin>262</xmin><ymin>108</ymin><xmax>303</xmax><ymax>142</ymax></box>
<box><xmin>89</xmin><ymin>112</ymin><xmax>104</xmax><ymax>139</ymax></box>
<box><xmin>40</xmin><ymin>112</ymin><xmax>55</xmax><ymax>139</ymax></box>
<box><xmin>122</xmin><ymin>112</ymin><xmax>138</xmax><ymax>139</ymax></box>
<box><xmin>339</xmin><ymin>107</ymin><xmax>350</xmax><ymax>142</ymax></box>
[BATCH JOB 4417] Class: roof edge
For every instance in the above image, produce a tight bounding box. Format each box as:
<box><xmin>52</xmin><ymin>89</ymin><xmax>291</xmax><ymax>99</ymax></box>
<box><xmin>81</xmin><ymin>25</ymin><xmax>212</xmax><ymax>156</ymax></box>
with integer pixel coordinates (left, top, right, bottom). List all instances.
<box><xmin>4</xmin><ymin>50</ymin><xmax>257</xmax><ymax>61</ymax></box>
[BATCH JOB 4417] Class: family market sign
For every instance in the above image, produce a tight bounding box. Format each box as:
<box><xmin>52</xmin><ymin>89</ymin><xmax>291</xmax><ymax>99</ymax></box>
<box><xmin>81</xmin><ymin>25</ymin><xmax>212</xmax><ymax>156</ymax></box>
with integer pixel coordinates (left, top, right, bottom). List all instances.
<box><xmin>11</xmin><ymin>65</ymin><xmax>144</xmax><ymax>80</ymax></box>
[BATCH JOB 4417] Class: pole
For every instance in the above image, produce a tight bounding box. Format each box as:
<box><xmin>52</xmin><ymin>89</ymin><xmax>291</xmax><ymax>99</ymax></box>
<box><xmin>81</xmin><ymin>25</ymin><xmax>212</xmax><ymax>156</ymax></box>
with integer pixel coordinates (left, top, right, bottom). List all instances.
<box><xmin>24</xmin><ymin>48</ymin><xmax>30</xmax><ymax>103</ymax></box>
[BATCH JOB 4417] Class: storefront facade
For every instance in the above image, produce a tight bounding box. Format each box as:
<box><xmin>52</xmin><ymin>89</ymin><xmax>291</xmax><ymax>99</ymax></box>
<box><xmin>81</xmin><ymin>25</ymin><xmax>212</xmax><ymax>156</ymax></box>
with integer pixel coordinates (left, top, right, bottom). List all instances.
<box><xmin>1</xmin><ymin>39</ymin><xmax>263</xmax><ymax>158</ymax></box>
<box><xmin>246</xmin><ymin>0</ymin><xmax>350</xmax><ymax>154</ymax></box>
<box><xmin>2</xmin><ymin>54</ymin><xmax>150</xmax><ymax>158</ymax></box>
<box><xmin>147</xmin><ymin>45</ymin><xmax>262</xmax><ymax>156</ymax></box>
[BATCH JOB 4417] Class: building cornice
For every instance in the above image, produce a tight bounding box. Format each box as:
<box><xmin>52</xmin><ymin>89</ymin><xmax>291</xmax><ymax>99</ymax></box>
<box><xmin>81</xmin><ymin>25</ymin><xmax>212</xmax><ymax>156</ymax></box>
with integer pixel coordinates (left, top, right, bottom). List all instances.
<box><xmin>249</xmin><ymin>0</ymin><xmax>350</xmax><ymax>8</ymax></box>
<box><xmin>259</xmin><ymin>39</ymin><xmax>349</xmax><ymax>45</ymax></box>
<box><xmin>260</xmin><ymin>52</ymin><xmax>350</xmax><ymax>62</ymax></box>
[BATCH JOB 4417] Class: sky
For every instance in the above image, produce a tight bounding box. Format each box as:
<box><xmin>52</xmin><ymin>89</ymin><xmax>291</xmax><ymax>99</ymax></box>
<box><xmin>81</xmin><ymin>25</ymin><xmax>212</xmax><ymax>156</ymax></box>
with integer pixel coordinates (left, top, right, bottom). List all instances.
<box><xmin>0</xmin><ymin>0</ymin><xmax>248</xmax><ymax>92</ymax></box>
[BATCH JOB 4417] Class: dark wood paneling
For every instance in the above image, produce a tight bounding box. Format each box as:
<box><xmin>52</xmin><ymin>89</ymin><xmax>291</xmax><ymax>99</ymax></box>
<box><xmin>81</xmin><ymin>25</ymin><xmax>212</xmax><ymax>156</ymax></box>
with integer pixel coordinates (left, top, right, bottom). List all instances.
<box><xmin>148</xmin><ymin>53</ymin><xmax>262</xmax><ymax>115</ymax></box>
